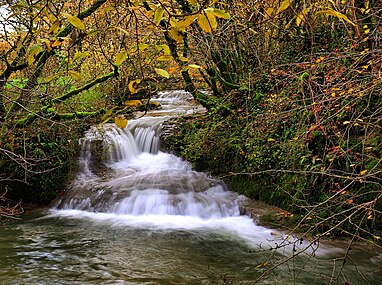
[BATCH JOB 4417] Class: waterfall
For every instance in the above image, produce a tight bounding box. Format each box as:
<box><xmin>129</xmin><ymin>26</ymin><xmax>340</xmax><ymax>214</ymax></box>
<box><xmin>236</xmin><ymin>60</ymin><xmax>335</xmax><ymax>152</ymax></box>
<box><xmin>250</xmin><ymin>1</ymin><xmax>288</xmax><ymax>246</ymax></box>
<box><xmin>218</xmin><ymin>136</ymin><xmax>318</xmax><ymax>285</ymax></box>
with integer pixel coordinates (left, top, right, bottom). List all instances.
<box><xmin>55</xmin><ymin>91</ymin><xmax>240</xmax><ymax>219</ymax></box>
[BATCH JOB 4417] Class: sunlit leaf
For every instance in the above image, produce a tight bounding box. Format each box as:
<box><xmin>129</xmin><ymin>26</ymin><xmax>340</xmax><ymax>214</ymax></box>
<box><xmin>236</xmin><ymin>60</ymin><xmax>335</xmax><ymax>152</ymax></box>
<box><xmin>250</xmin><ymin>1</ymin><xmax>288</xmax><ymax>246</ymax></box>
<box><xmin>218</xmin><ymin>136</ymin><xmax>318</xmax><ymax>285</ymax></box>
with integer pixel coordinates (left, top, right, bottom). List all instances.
<box><xmin>360</xmin><ymin>170</ymin><xmax>368</xmax><ymax>175</ymax></box>
<box><xmin>63</xmin><ymin>13</ymin><xmax>85</xmax><ymax>30</ymax></box>
<box><xmin>115</xmin><ymin>115</ymin><xmax>128</xmax><ymax>129</ymax></box>
<box><xmin>156</xmin><ymin>44</ymin><xmax>171</xmax><ymax>54</ymax></box>
<box><xmin>267</xmin><ymin>138</ymin><xmax>275</xmax><ymax>142</ymax></box>
<box><xmin>87</xmin><ymin>29</ymin><xmax>101</xmax><ymax>36</ymax></box>
<box><xmin>154</xmin><ymin>68</ymin><xmax>170</xmax><ymax>78</ymax></box>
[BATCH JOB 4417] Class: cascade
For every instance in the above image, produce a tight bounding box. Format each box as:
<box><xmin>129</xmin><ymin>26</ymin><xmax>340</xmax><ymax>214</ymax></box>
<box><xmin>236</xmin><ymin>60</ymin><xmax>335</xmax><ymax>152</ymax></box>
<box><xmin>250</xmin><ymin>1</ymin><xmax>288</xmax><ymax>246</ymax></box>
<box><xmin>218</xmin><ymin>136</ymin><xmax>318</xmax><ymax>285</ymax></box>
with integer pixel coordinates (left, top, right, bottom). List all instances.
<box><xmin>55</xmin><ymin>91</ymin><xmax>240</xmax><ymax>219</ymax></box>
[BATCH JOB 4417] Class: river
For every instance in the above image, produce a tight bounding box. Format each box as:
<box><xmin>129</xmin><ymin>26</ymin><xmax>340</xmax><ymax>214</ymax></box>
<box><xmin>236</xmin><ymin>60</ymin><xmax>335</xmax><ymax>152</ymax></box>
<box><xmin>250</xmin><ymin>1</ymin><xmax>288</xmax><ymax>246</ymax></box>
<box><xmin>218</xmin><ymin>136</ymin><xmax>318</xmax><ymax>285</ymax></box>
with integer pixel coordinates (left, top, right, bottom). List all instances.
<box><xmin>0</xmin><ymin>91</ymin><xmax>381</xmax><ymax>284</ymax></box>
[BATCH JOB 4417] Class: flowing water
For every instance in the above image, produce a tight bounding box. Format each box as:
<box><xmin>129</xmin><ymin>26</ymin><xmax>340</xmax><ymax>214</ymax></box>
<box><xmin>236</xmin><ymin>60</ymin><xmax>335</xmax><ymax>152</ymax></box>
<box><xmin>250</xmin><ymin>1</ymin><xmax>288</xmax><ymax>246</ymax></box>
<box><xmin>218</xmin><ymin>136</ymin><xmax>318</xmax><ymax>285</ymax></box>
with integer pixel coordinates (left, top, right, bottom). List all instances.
<box><xmin>1</xmin><ymin>91</ymin><xmax>381</xmax><ymax>284</ymax></box>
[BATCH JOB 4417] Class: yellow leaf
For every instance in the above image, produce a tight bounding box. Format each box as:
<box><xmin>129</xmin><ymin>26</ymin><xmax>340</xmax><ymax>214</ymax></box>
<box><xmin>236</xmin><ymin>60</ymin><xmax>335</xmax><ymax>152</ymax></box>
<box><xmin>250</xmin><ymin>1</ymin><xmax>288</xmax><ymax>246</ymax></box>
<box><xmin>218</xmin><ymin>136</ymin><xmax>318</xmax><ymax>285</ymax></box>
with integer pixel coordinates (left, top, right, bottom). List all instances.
<box><xmin>101</xmin><ymin>107</ymin><xmax>117</xmax><ymax>121</ymax></box>
<box><xmin>360</xmin><ymin>170</ymin><xmax>368</xmax><ymax>175</ymax></box>
<box><xmin>315</xmin><ymin>9</ymin><xmax>355</xmax><ymax>26</ymax></box>
<box><xmin>123</xmin><ymin>100</ymin><xmax>142</xmax><ymax>108</ymax></box>
<box><xmin>27</xmin><ymin>44</ymin><xmax>43</xmax><ymax>65</ymax></box>
<box><xmin>267</xmin><ymin>138</ymin><xmax>275</xmax><ymax>142</ymax></box>
<box><xmin>265</xmin><ymin>8</ymin><xmax>274</xmax><ymax>18</ymax></box>
<box><xmin>277</xmin><ymin>0</ymin><xmax>292</xmax><ymax>15</ymax></box>
<box><xmin>173</xmin><ymin>14</ymin><xmax>197</xmax><ymax>28</ymax></box>
<box><xmin>157</xmin><ymin>55</ymin><xmax>173</xmax><ymax>61</ymax></box>
<box><xmin>115</xmin><ymin>115</ymin><xmax>128</xmax><ymax>129</ymax></box>
<box><xmin>115</xmin><ymin>51</ymin><xmax>128</xmax><ymax>66</ymax></box>
<box><xmin>51</xmin><ymin>39</ymin><xmax>62</xmax><ymax>48</ymax></box>
<box><xmin>179</xmin><ymin>56</ymin><xmax>189</xmax><ymax>62</ymax></box>
<box><xmin>256</xmin><ymin>261</ymin><xmax>268</xmax><ymax>268</ymax></box>
<box><xmin>128</xmin><ymin>79</ymin><xmax>142</xmax><ymax>94</ymax></box>
<box><xmin>48</xmin><ymin>20</ymin><xmax>61</xmax><ymax>34</ymax></box>
<box><xmin>198</xmin><ymin>12</ymin><xmax>217</xmax><ymax>33</ymax></box>
<box><xmin>73</xmin><ymin>51</ymin><xmax>90</xmax><ymax>62</ymax></box>
<box><xmin>168</xmin><ymin>28</ymin><xmax>183</xmax><ymax>43</ymax></box>
<box><xmin>343</xmin><ymin>121</ymin><xmax>350</xmax><ymax>125</ymax></box>
<box><xmin>206</xmin><ymin>8</ymin><xmax>230</xmax><ymax>20</ymax></box>
<box><xmin>63</xmin><ymin>13</ymin><xmax>85</xmax><ymax>30</ymax></box>
<box><xmin>156</xmin><ymin>44</ymin><xmax>170</xmax><ymax>54</ymax></box>
<box><xmin>154</xmin><ymin>68</ymin><xmax>170</xmax><ymax>79</ymax></box>
<box><xmin>296</xmin><ymin>7</ymin><xmax>310</xmax><ymax>26</ymax></box>
<box><xmin>42</xmin><ymin>73</ymin><xmax>60</xmax><ymax>83</ymax></box>
<box><xmin>157</xmin><ymin>55</ymin><xmax>172</xmax><ymax>61</ymax></box>
<box><xmin>188</xmin><ymin>64</ymin><xmax>201</xmax><ymax>69</ymax></box>
<box><xmin>68</xmin><ymin>70</ymin><xmax>84</xmax><ymax>81</ymax></box>
<box><xmin>154</xmin><ymin>7</ymin><xmax>164</xmax><ymax>25</ymax></box>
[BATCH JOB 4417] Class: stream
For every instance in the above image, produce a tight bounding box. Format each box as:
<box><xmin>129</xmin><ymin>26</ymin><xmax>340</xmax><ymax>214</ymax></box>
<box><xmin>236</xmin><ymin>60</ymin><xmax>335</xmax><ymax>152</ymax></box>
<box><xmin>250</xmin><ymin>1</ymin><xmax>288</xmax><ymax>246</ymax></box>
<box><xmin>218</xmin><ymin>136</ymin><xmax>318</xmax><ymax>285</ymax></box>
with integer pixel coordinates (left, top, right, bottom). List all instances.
<box><xmin>1</xmin><ymin>91</ymin><xmax>381</xmax><ymax>284</ymax></box>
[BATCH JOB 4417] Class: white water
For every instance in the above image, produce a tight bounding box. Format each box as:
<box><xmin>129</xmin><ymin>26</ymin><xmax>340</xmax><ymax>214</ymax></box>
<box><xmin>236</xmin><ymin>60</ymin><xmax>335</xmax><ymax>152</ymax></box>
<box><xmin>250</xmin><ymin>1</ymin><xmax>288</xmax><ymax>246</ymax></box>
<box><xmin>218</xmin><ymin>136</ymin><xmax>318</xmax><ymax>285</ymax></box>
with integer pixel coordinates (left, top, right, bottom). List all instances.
<box><xmin>51</xmin><ymin>91</ymin><xmax>328</xmax><ymax>254</ymax></box>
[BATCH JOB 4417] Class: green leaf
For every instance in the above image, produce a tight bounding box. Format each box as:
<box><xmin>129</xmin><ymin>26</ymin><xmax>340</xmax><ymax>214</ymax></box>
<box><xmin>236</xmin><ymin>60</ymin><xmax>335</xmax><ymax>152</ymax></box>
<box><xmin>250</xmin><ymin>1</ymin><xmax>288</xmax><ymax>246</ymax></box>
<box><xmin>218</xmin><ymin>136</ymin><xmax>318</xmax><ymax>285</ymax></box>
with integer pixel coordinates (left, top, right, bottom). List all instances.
<box><xmin>115</xmin><ymin>115</ymin><xmax>128</xmax><ymax>129</ymax></box>
<box><xmin>63</xmin><ymin>13</ymin><xmax>85</xmax><ymax>30</ymax></box>
<box><xmin>154</xmin><ymin>7</ymin><xmax>164</xmax><ymax>25</ymax></box>
<box><xmin>115</xmin><ymin>51</ymin><xmax>128</xmax><ymax>66</ymax></box>
<box><xmin>154</xmin><ymin>68</ymin><xmax>170</xmax><ymax>78</ymax></box>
